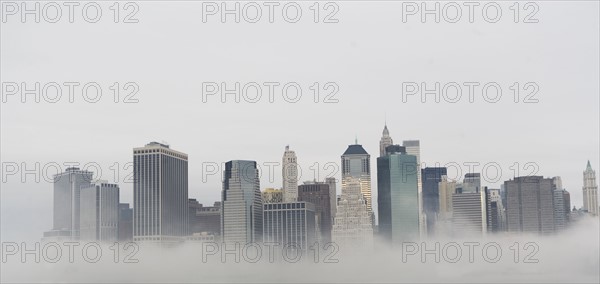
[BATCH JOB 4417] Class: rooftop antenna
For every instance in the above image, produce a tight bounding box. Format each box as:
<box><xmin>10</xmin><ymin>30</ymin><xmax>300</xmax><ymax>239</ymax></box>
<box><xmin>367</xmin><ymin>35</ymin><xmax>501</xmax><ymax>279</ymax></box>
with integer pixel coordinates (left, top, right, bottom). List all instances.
<box><xmin>355</xmin><ymin>135</ymin><xmax>358</xmax><ymax>144</ymax></box>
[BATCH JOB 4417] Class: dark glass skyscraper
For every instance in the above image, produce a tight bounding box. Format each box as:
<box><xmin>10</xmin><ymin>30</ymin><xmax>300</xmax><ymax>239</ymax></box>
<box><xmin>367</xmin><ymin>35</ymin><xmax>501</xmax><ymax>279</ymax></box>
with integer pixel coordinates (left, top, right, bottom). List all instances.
<box><xmin>377</xmin><ymin>145</ymin><xmax>420</xmax><ymax>244</ymax></box>
<box><xmin>298</xmin><ymin>182</ymin><xmax>332</xmax><ymax>242</ymax></box>
<box><xmin>421</xmin><ymin>167</ymin><xmax>447</xmax><ymax>233</ymax></box>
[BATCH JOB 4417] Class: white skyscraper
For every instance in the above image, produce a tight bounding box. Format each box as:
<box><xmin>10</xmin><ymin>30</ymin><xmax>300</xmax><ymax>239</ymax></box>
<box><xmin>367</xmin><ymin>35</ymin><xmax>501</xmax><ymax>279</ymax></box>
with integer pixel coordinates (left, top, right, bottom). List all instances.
<box><xmin>583</xmin><ymin>161</ymin><xmax>598</xmax><ymax>216</ymax></box>
<box><xmin>332</xmin><ymin>177</ymin><xmax>373</xmax><ymax>249</ymax></box>
<box><xmin>379</xmin><ymin>124</ymin><xmax>393</xmax><ymax>157</ymax></box>
<box><xmin>282</xmin><ymin>145</ymin><xmax>298</xmax><ymax>202</ymax></box>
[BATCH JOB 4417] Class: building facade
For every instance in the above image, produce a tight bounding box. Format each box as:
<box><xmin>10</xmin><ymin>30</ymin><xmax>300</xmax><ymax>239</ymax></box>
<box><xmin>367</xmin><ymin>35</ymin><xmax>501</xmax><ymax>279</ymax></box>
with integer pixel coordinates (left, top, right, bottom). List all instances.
<box><xmin>332</xmin><ymin>177</ymin><xmax>373</xmax><ymax>249</ymax></box>
<box><xmin>452</xmin><ymin>190</ymin><xmax>487</xmax><ymax>235</ymax></box>
<box><xmin>379</xmin><ymin>124</ymin><xmax>393</xmax><ymax>157</ymax></box>
<box><xmin>505</xmin><ymin>176</ymin><xmax>555</xmax><ymax>234</ymax></box>
<box><xmin>133</xmin><ymin>142</ymin><xmax>189</xmax><ymax>242</ymax></box>
<box><xmin>118</xmin><ymin>203</ymin><xmax>133</xmax><ymax>241</ymax></box>
<box><xmin>262</xmin><ymin>188</ymin><xmax>284</xmax><ymax>204</ymax></box>
<box><xmin>298</xmin><ymin>181</ymin><xmax>332</xmax><ymax>242</ymax></box>
<box><xmin>421</xmin><ymin>167</ymin><xmax>447</xmax><ymax>233</ymax></box>
<box><xmin>80</xmin><ymin>181</ymin><xmax>120</xmax><ymax>241</ymax></box>
<box><xmin>221</xmin><ymin>160</ymin><xmax>262</xmax><ymax>244</ymax></box>
<box><xmin>263</xmin><ymin>202</ymin><xmax>317</xmax><ymax>250</ymax></box>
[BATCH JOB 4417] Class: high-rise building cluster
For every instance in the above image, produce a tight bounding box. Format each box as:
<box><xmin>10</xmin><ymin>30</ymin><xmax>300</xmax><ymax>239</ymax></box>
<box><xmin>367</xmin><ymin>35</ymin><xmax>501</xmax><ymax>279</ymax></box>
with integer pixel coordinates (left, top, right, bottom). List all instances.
<box><xmin>44</xmin><ymin>130</ymin><xmax>598</xmax><ymax>249</ymax></box>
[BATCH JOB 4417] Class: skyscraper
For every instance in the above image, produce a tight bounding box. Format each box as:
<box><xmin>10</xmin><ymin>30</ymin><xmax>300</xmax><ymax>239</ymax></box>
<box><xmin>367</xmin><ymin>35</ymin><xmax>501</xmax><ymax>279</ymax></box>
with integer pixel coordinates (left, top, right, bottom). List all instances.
<box><xmin>505</xmin><ymin>176</ymin><xmax>555</xmax><ymax>234</ymax></box>
<box><xmin>282</xmin><ymin>146</ymin><xmax>298</xmax><ymax>202</ymax></box>
<box><xmin>582</xmin><ymin>161</ymin><xmax>598</xmax><ymax>216</ymax></box>
<box><xmin>221</xmin><ymin>160</ymin><xmax>262</xmax><ymax>244</ymax></box>
<box><xmin>133</xmin><ymin>142</ymin><xmax>189</xmax><ymax>242</ymax></box>
<box><xmin>80</xmin><ymin>181</ymin><xmax>119</xmax><ymax>241</ymax></box>
<box><xmin>341</xmin><ymin>141</ymin><xmax>372</xmax><ymax>213</ymax></box>
<box><xmin>52</xmin><ymin>167</ymin><xmax>93</xmax><ymax>239</ymax></box>
<box><xmin>298</xmin><ymin>181</ymin><xmax>332</xmax><ymax>242</ymax></box>
<box><xmin>118</xmin><ymin>203</ymin><xmax>133</xmax><ymax>241</ymax></box>
<box><xmin>332</xmin><ymin>177</ymin><xmax>373</xmax><ymax>248</ymax></box>
<box><xmin>379</xmin><ymin>124</ymin><xmax>393</xmax><ymax>157</ymax></box>
<box><xmin>462</xmin><ymin>173</ymin><xmax>481</xmax><ymax>193</ymax></box>
<box><xmin>402</xmin><ymin>140</ymin><xmax>424</xmax><ymax>236</ymax></box>
<box><xmin>263</xmin><ymin>202</ymin><xmax>317</xmax><ymax>250</ymax></box>
<box><xmin>485</xmin><ymin>188</ymin><xmax>506</xmax><ymax>233</ymax></box>
<box><xmin>452</xmin><ymin>189</ymin><xmax>487</xmax><ymax>235</ymax></box>
<box><xmin>189</xmin><ymin>200</ymin><xmax>221</xmax><ymax>237</ymax></box>
<box><xmin>377</xmin><ymin>145</ymin><xmax>420</xmax><ymax>244</ymax></box>
<box><xmin>421</xmin><ymin>167</ymin><xmax>447</xmax><ymax>233</ymax></box>
<box><xmin>325</xmin><ymin>177</ymin><xmax>337</xmax><ymax>223</ymax></box>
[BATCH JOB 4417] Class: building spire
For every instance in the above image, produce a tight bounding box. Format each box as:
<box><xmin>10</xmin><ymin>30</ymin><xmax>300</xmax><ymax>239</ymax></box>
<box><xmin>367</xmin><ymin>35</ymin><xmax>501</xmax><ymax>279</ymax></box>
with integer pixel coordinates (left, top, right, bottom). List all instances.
<box><xmin>587</xmin><ymin>160</ymin><xmax>592</xmax><ymax>171</ymax></box>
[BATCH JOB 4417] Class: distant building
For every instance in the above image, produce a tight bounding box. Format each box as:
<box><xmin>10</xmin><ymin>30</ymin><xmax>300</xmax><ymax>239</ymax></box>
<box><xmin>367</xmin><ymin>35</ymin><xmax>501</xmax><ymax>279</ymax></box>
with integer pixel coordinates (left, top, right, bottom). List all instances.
<box><xmin>118</xmin><ymin>203</ymin><xmax>133</xmax><ymax>241</ymax></box>
<box><xmin>485</xmin><ymin>188</ymin><xmax>505</xmax><ymax>233</ymax></box>
<box><xmin>452</xmin><ymin>189</ymin><xmax>487</xmax><ymax>235</ymax></box>
<box><xmin>263</xmin><ymin>202</ymin><xmax>317</xmax><ymax>250</ymax></box>
<box><xmin>332</xmin><ymin>177</ymin><xmax>373</xmax><ymax>249</ymax></box>
<box><xmin>582</xmin><ymin>161</ymin><xmax>598</xmax><ymax>216</ymax></box>
<box><xmin>377</xmin><ymin>145</ymin><xmax>420</xmax><ymax>244</ymax></box>
<box><xmin>298</xmin><ymin>181</ymin><xmax>332</xmax><ymax>242</ymax></box>
<box><xmin>80</xmin><ymin>181</ymin><xmax>120</xmax><ymax>242</ymax></box>
<box><xmin>341</xmin><ymin>141</ymin><xmax>372</xmax><ymax>213</ymax></box>
<box><xmin>262</xmin><ymin>188</ymin><xmax>284</xmax><ymax>204</ymax></box>
<box><xmin>553</xmin><ymin>189</ymin><xmax>571</xmax><ymax>231</ymax></box>
<box><xmin>282</xmin><ymin>146</ymin><xmax>299</xmax><ymax>202</ymax></box>
<box><xmin>402</xmin><ymin>140</ymin><xmax>424</xmax><ymax>236</ymax></box>
<box><xmin>325</xmin><ymin>177</ymin><xmax>337</xmax><ymax>223</ymax></box>
<box><xmin>50</xmin><ymin>167</ymin><xmax>93</xmax><ymax>239</ymax></box>
<box><xmin>505</xmin><ymin>176</ymin><xmax>555</xmax><ymax>234</ymax></box>
<box><xmin>379</xmin><ymin>124</ymin><xmax>393</xmax><ymax>157</ymax></box>
<box><xmin>189</xmin><ymin>199</ymin><xmax>221</xmax><ymax>236</ymax></box>
<box><xmin>133</xmin><ymin>142</ymin><xmax>189</xmax><ymax>242</ymax></box>
<box><xmin>462</xmin><ymin>173</ymin><xmax>481</xmax><ymax>193</ymax></box>
<box><xmin>421</xmin><ymin>167</ymin><xmax>447</xmax><ymax>233</ymax></box>
<box><xmin>221</xmin><ymin>160</ymin><xmax>262</xmax><ymax>244</ymax></box>
<box><xmin>438</xmin><ymin>176</ymin><xmax>456</xmax><ymax>217</ymax></box>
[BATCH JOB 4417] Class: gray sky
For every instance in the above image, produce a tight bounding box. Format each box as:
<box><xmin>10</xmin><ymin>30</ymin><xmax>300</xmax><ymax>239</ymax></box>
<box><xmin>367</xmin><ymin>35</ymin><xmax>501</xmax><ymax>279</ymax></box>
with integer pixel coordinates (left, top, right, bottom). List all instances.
<box><xmin>1</xmin><ymin>1</ymin><xmax>599</xmax><ymax>242</ymax></box>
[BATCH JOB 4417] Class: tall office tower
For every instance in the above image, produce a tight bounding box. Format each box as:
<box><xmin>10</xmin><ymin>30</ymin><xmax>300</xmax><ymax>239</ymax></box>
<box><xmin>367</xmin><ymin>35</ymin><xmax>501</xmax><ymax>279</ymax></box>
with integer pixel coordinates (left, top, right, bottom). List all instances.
<box><xmin>52</xmin><ymin>167</ymin><xmax>93</xmax><ymax>239</ymax></box>
<box><xmin>282</xmin><ymin>146</ymin><xmax>298</xmax><ymax>202</ymax></box>
<box><xmin>462</xmin><ymin>173</ymin><xmax>481</xmax><ymax>193</ymax></box>
<box><xmin>505</xmin><ymin>176</ymin><xmax>555</xmax><ymax>234</ymax></box>
<box><xmin>379</xmin><ymin>124</ymin><xmax>393</xmax><ymax>157</ymax></box>
<box><xmin>298</xmin><ymin>181</ymin><xmax>332</xmax><ymax>242</ymax></box>
<box><xmin>118</xmin><ymin>203</ymin><xmax>133</xmax><ymax>241</ymax></box>
<box><xmin>341</xmin><ymin>141</ymin><xmax>372</xmax><ymax>213</ymax></box>
<box><xmin>552</xmin><ymin>176</ymin><xmax>563</xmax><ymax>192</ymax></box>
<box><xmin>80</xmin><ymin>181</ymin><xmax>120</xmax><ymax>241</ymax></box>
<box><xmin>262</xmin><ymin>188</ymin><xmax>284</xmax><ymax>204</ymax></box>
<box><xmin>582</xmin><ymin>161</ymin><xmax>598</xmax><ymax>216</ymax></box>
<box><xmin>421</xmin><ymin>167</ymin><xmax>448</xmax><ymax>234</ymax></box>
<box><xmin>332</xmin><ymin>177</ymin><xmax>373</xmax><ymax>249</ymax></box>
<box><xmin>133</xmin><ymin>142</ymin><xmax>189</xmax><ymax>242</ymax></box>
<box><xmin>438</xmin><ymin>176</ymin><xmax>456</xmax><ymax>216</ymax></box>
<box><xmin>377</xmin><ymin>145</ymin><xmax>420</xmax><ymax>244</ymax></box>
<box><xmin>402</xmin><ymin>140</ymin><xmax>425</xmax><ymax>236</ymax></box>
<box><xmin>189</xmin><ymin>200</ymin><xmax>221</xmax><ymax>236</ymax></box>
<box><xmin>221</xmin><ymin>160</ymin><xmax>262</xmax><ymax>244</ymax></box>
<box><xmin>325</xmin><ymin>177</ymin><xmax>337</xmax><ymax>223</ymax></box>
<box><xmin>553</xmin><ymin>189</ymin><xmax>571</xmax><ymax>231</ymax></box>
<box><xmin>452</xmin><ymin>188</ymin><xmax>487</xmax><ymax>235</ymax></box>
<box><xmin>263</xmin><ymin>202</ymin><xmax>317</xmax><ymax>250</ymax></box>
<box><xmin>485</xmin><ymin>188</ymin><xmax>505</xmax><ymax>233</ymax></box>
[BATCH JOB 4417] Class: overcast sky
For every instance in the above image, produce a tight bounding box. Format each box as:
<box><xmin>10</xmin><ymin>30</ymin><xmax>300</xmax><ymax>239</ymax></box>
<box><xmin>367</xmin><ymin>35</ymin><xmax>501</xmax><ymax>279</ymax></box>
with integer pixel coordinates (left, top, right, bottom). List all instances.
<box><xmin>1</xmin><ymin>1</ymin><xmax>599</xmax><ymax>242</ymax></box>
